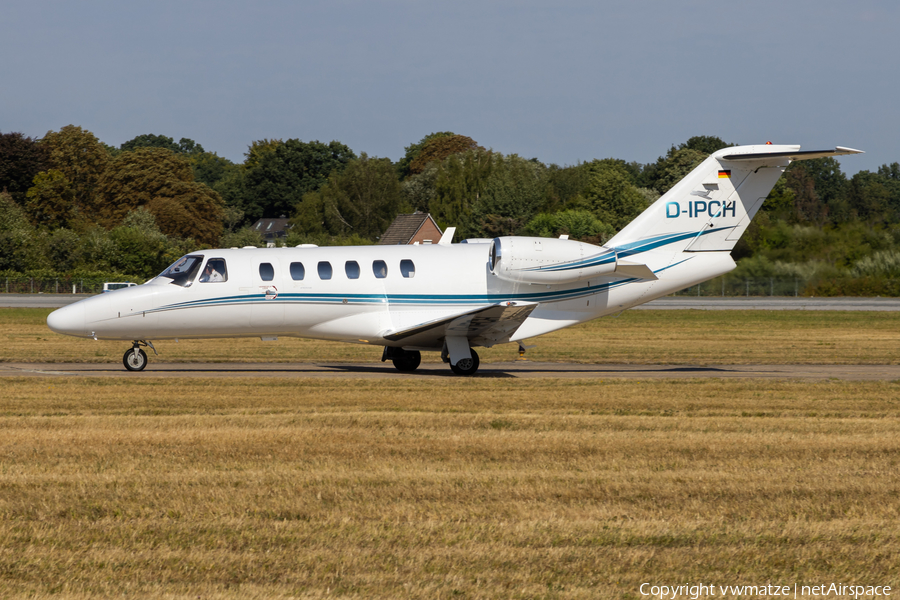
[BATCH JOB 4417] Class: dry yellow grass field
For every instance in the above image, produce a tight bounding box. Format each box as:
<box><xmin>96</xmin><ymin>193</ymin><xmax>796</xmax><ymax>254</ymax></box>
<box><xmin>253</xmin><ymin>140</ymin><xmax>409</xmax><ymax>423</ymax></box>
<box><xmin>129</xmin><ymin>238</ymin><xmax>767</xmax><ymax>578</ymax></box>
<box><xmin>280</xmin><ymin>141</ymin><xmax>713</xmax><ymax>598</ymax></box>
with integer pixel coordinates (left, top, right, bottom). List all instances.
<box><xmin>1</xmin><ymin>377</ymin><xmax>899</xmax><ymax>598</ymax></box>
<box><xmin>2</xmin><ymin>308</ymin><xmax>899</xmax><ymax>597</ymax></box>
<box><xmin>2</xmin><ymin>308</ymin><xmax>899</xmax><ymax>364</ymax></box>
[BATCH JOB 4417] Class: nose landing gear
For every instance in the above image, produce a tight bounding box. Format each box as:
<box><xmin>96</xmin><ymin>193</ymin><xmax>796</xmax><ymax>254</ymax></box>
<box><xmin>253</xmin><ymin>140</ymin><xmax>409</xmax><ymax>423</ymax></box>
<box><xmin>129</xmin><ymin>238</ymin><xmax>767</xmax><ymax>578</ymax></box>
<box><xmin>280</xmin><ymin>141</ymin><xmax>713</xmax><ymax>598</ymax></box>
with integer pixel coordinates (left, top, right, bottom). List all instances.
<box><xmin>123</xmin><ymin>340</ymin><xmax>157</xmax><ymax>371</ymax></box>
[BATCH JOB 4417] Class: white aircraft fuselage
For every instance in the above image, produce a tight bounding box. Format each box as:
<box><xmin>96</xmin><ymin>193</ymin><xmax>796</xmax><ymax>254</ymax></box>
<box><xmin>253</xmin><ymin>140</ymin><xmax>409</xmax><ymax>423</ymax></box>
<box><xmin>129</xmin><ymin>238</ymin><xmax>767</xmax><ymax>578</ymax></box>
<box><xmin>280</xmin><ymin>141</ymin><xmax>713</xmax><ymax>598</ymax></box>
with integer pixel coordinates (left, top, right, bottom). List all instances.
<box><xmin>47</xmin><ymin>144</ymin><xmax>863</xmax><ymax>374</ymax></box>
<box><xmin>47</xmin><ymin>241</ymin><xmax>731</xmax><ymax>342</ymax></box>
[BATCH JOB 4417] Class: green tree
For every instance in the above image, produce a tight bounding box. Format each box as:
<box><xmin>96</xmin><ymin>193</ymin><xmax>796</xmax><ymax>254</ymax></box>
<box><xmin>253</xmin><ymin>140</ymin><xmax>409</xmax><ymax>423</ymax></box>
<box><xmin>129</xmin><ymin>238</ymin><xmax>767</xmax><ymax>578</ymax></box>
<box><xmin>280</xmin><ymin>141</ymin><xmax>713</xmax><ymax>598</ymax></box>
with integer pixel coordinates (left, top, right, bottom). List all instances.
<box><xmin>46</xmin><ymin>227</ymin><xmax>82</xmax><ymax>272</ymax></box>
<box><xmin>77</xmin><ymin>226</ymin><xmax>119</xmax><ymax>272</ymax></box>
<box><xmin>542</xmin><ymin>163</ymin><xmax>590</xmax><ymax>213</ymax></box>
<box><xmin>409</xmin><ymin>135</ymin><xmax>482</xmax><ymax>175</ymax></box>
<box><xmin>761</xmin><ymin>177</ymin><xmax>796</xmax><ymax>220</ymax></box>
<box><xmin>120</xmin><ymin>134</ymin><xmax>206</xmax><ymax>155</ymax></box>
<box><xmin>652</xmin><ymin>148</ymin><xmax>707</xmax><ymax>196</ymax></box>
<box><xmin>25</xmin><ymin>169</ymin><xmax>76</xmax><ymax>228</ymax></box>
<box><xmin>221</xmin><ymin>226</ymin><xmax>264</xmax><ymax>249</ymax></box>
<box><xmin>293</xmin><ymin>153</ymin><xmax>403</xmax><ymax>240</ymax></box>
<box><xmin>878</xmin><ymin>162</ymin><xmax>900</xmax><ymax>180</ymax></box>
<box><xmin>244</xmin><ymin>139</ymin><xmax>282</xmax><ymax>170</ymax></box>
<box><xmin>400</xmin><ymin>163</ymin><xmax>440</xmax><ymax>213</ymax></box>
<box><xmin>639</xmin><ymin>136</ymin><xmax>730</xmax><ymax>191</ymax></box>
<box><xmin>877</xmin><ymin>163</ymin><xmax>900</xmax><ymax>217</ymax></box>
<box><xmin>242</xmin><ymin>139</ymin><xmax>356</xmax><ymax>222</ymax></box>
<box><xmin>852</xmin><ymin>249</ymin><xmax>900</xmax><ymax>278</ymax></box>
<box><xmin>0</xmin><ymin>192</ymin><xmax>46</xmax><ymax>271</ymax></box>
<box><xmin>582</xmin><ymin>161</ymin><xmax>650</xmax><ymax>231</ymax></box>
<box><xmin>190</xmin><ymin>152</ymin><xmax>237</xmax><ymax>187</ymax></box>
<box><xmin>469</xmin><ymin>154</ymin><xmax>548</xmax><ymax>237</ymax></box>
<box><xmin>847</xmin><ymin>171</ymin><xmax>893</xmax><ymax>227</ymax></box>
<box><xmin>107</xmin><ymin>208</ymin><xmax>172</xmax><ymax>279</ymax></box>
<box><xmin>785</xmin><ymin>165</ymin><xmax>829</xmax><ymax>227</ymax></box>
<box><xmin>40</xmin><ymin>125</ymin><xmax>110</xmax><ymax>220</ymax></box>
<box><xmin>95</xmin><ymin>148</ymin><xmax>224</xmax><ymax>245</ymax></box>
<box><xmin>679</xmin><ymin>135</ymin><xmax>731</xmax><ymax>155</ymax></box>
<box><xmin>0</xmin><ymin>132</ymin><xmax>50</xmax><ymax>205</ymax></box>
<box><xmin>523</xmin><ymin>209</ymin><xmax>615</xmax><ymax>243</ymax></box>
<box><xmin>121</xmin><ymin>134</ymin><xmax>180</xmax><ymax>153</ymax></box>
<box><xmin>431</xmin><ymin>149</ymin><xmax>495</xmax><ymax>235</ymax></box>
<box><xmin>397</xmin><ymin>132</ymin><xmax>455</xmax><ymax>179</ymax></box>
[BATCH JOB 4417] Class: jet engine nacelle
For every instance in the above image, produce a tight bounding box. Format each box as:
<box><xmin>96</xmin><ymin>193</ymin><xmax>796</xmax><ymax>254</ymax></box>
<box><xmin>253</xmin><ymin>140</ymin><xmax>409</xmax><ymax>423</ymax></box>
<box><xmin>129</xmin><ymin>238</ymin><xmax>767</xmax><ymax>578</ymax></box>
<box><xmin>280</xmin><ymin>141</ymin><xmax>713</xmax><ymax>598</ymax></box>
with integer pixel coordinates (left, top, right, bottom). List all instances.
<box><xmin>489</xmin><ymin>236</ymin><xmax>618</xmax><ymax>284</ymax></box>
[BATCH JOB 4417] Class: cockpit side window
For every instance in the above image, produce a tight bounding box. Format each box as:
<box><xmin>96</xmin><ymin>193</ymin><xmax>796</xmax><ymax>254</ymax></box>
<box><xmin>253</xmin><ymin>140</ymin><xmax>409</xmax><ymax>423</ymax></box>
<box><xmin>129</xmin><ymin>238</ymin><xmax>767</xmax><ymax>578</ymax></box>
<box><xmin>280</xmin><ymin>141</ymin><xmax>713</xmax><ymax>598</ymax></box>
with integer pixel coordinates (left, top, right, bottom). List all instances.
<box><xmin>159</xmin><ymin>255</ymin><xmax>203</xmax><ymax>287</ymax></box>
<box><xmin>199</xmin><ymin>258</ymin><xmax>228</xmax><ymax>283</ymax></box>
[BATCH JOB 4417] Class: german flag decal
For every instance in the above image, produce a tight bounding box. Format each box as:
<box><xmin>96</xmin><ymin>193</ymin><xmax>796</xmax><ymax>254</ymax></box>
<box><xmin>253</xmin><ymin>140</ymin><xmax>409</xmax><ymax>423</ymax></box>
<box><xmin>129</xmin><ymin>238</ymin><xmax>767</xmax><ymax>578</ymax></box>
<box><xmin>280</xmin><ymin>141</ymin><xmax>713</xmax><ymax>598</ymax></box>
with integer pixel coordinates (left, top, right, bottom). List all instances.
<box><xmin>718</xmin><ymin>170</ymin><xmax>731</xmax><ymax>178</ymax></box>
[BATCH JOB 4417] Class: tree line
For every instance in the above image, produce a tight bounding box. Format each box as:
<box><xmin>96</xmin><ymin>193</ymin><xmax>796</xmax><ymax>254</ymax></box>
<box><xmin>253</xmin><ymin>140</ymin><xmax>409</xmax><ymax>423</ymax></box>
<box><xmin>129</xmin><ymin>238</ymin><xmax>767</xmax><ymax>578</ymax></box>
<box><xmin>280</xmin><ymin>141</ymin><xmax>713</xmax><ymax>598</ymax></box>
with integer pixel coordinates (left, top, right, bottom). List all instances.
<box><xmin>1</xmin><ymin>127</ymin><xmax>899</xmax><ymax>294</ymax></box>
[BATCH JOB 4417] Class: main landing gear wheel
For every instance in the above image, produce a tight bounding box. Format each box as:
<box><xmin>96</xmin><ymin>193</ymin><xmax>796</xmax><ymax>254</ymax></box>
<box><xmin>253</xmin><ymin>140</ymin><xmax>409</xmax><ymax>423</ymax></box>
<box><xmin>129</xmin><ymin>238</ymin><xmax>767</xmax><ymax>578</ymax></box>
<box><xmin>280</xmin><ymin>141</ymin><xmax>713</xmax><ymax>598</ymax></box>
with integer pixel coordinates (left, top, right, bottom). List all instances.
<box><xmin>450</xmin><ymin>349</ymin><xmax>479</xmax><ymax>376</ymax></box>
<box><xmin>392</xmin><ymin>350</ymin><xmax>422</xmax><ymax>373</ymax></box>
<box><xmin>123</xmin><ymin>347</ymin><xmax>148</xmax><ymax>371</ymax></box>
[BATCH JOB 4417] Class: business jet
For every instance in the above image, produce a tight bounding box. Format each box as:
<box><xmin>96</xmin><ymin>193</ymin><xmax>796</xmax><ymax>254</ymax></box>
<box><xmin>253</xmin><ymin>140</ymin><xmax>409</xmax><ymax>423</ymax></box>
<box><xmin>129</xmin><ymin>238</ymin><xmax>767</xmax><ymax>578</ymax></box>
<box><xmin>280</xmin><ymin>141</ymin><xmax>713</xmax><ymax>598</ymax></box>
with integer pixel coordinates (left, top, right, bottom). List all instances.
<box><xmin>47</xmin><ymin>144</ymin><xmax>862</xmax><ymax>375</ymax></box>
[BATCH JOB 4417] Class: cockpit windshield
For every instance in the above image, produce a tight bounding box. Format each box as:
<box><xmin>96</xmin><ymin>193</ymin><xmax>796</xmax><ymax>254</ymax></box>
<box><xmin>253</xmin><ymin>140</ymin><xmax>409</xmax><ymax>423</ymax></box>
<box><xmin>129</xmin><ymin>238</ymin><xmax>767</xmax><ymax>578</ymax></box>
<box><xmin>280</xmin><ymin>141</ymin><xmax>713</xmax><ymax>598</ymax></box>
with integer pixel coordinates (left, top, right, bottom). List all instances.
<box><xmin>158</xmin><ymin>255</ymin><xmax>204</xmax><ymax>287</ymax></box>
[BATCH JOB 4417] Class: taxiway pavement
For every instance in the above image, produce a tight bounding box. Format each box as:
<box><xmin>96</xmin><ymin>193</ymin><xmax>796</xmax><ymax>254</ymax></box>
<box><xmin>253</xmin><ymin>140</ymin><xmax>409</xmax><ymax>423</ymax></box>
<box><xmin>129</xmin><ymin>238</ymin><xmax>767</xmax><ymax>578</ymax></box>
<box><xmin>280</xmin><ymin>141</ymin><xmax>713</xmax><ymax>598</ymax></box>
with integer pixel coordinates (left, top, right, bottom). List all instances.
<box><xmin>2</xmin><ymin>361</ymin><xmax>897</xmax><ymax>380</ymax></box>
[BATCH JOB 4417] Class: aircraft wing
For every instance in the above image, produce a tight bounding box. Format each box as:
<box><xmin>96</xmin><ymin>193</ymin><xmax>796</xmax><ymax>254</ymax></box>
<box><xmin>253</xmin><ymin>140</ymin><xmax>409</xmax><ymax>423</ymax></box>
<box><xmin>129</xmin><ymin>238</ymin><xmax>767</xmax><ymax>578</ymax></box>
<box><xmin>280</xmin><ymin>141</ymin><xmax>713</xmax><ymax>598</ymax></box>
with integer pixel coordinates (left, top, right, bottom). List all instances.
<box><xmin>382</xmin><ymin>302</ymin><xmax>538</xmax><ymax>348</ymax></box>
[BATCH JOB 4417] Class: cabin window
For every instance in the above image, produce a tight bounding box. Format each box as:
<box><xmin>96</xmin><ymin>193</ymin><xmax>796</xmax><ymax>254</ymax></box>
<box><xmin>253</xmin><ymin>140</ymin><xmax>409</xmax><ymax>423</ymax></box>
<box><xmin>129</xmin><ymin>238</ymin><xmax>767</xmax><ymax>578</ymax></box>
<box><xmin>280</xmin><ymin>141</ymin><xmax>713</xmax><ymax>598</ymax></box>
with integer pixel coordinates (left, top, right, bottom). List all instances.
<box><xmin>290</xmin><ymin>262</ymin><xmax>305</xmax><ymax>281</ymax></box>
<box><xmin>259</xmin><ymin>263</ymin><xmax>275</xmax><ymax>281</ymax></box>
<box><xmin>400</xmin><ymin>259</ymin><xmax>415</xmax><ymax>278</ymax></box>
<box><xmin>345</xmin><ymin>261</ymin><xmax>360</xmax><ymax>279</ymax></box>
<box><xmin>373</xmin><ymin>260</ymin><xmax>388</xmax><ymax>279</ymax></box>
<box><xmin>318</xmin><ymin>261</ymin><xmax>333</xmax><ymax>280</ymax></box>
<box><xmin>159</xmin><ymin>254</ymin><xmax>203</xmax><ymax>287</ymax></box>
<box><xmin>199</xmin><ymin>258</ymin><xmax>228</xmax><ymax>283</ymax></box>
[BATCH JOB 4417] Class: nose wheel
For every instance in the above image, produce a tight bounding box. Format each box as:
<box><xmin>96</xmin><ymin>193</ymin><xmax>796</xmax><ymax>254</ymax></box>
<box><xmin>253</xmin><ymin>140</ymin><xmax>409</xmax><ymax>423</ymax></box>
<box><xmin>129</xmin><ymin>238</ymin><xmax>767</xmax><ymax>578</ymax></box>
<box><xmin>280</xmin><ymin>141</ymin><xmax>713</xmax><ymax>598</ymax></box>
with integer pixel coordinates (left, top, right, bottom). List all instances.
<box><xmin>123</xmin><ymin>347</ymin><xmax>148</xmax><ymax>371</ymax></box>
<box><xmin>123</xmin><ymin>340</ymin><xmax>156</xmax><ymax>372</ymax></box>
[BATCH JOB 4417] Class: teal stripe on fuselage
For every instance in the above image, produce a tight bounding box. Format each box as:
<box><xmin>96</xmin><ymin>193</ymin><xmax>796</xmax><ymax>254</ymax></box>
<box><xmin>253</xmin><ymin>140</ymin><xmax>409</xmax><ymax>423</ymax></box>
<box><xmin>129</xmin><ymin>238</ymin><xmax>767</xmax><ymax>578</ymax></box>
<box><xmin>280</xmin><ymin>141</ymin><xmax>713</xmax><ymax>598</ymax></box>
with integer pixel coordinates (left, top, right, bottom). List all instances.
<box><xmin>522</xmin><ymin>251</ymin><xmax>616</xmax><ymax>272</ymax></box>
<box><xmin>148</xmin><ymin>277</ymin><xmax>639</xmax><ymax>314</ymax></box>
<box><xmin>521</xmin><ymin>227</ymin><xmax>730</xmax><ymax>273</ymax></box>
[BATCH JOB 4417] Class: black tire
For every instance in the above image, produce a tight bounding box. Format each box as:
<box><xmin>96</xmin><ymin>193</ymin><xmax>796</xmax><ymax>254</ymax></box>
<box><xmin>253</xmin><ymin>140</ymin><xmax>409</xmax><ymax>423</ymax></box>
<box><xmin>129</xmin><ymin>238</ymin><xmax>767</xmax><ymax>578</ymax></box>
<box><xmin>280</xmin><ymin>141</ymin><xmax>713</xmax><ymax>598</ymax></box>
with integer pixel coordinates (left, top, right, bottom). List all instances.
<box><xmin>449</xmin><ymin>348</ymin><xmax>479</xmax><ymax>376</ymax></box>
<box><xmin>392</xmin><ymin>350</ymin><xmax>421</xmax><ymax>372</ymax></box>
<box><xmin>123</xmin><ymin>348</ymin><xmax>148</xmax><ymax>371</ymax></box>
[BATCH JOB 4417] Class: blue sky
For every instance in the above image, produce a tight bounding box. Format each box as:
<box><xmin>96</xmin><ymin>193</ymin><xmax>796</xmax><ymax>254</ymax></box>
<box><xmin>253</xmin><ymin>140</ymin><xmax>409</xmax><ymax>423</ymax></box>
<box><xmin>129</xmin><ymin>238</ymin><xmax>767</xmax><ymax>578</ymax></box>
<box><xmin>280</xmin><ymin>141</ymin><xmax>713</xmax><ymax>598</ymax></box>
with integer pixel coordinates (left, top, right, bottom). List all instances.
<box><xmin>1</xmin><ymin>1</ymin><xmax>896</xmax><ymax>174</ymax></box>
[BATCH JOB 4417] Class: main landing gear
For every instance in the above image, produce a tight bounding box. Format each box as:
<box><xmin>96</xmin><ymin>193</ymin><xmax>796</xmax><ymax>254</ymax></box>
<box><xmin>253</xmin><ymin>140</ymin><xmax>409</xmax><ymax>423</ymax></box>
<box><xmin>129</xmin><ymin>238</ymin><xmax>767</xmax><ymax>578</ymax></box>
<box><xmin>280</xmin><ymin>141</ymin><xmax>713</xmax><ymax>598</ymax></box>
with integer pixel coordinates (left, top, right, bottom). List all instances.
<box><xmin>381</xmin><ymin>347</ymin><xmax>422</xmax><ymax>373</ymax></box>
<box><xmin>123</xmin><ymin>340</ymin><xmax>157</xmax><ymax>371</ymax></box>
<box><xmin>449</xmin><ymin>349</ymin><xmax>479</xmax><ymax>376</ymax></box>
<box><xmin>383</xmin><ymin>346</ymin><xmax>481</xmax><ymax>376</ymax></box>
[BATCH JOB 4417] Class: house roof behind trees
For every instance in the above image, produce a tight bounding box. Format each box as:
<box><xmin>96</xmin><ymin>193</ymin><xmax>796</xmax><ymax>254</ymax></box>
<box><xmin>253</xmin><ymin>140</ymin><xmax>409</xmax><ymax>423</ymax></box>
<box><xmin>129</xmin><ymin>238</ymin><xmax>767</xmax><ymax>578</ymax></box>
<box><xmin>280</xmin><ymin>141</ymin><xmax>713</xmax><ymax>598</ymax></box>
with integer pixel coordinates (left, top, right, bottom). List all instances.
<box><xmin>377</xmin><ymin>212</ymin><xmax>443</xmax><ymax>245</ymax></box>
<box><xmin>252</xmin><ymin>217</ymin><xmax>291</xmax><ymax>239</ymax></box>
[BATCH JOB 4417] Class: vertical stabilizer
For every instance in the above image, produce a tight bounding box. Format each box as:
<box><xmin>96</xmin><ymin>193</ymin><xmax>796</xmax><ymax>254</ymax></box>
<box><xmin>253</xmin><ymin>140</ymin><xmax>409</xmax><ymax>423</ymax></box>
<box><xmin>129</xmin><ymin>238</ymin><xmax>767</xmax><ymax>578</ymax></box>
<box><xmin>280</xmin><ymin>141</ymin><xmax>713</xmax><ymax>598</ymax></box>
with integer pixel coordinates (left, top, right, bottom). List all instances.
<box><xmin>606</xmin><ymin>145</ymin><xmax>863</xmax><ymax>255</ymax></box>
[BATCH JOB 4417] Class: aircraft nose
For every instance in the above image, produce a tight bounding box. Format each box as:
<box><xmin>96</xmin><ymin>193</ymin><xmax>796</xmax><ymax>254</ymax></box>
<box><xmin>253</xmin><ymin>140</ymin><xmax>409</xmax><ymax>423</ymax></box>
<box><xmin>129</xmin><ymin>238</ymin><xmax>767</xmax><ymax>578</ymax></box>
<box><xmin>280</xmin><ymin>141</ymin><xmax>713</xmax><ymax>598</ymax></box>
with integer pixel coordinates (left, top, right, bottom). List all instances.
<box><xmin>47</xmin><ymin>302</ymin><xmax>87</xmax><ymax>337</ymax></box>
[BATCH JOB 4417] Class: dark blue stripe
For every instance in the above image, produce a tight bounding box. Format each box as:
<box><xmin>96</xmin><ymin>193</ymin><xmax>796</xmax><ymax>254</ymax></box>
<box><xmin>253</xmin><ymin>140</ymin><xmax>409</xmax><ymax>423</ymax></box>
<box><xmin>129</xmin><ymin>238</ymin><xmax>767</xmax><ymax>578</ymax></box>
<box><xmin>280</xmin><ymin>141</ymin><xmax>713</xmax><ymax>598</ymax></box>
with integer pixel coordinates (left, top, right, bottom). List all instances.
<box><xmin>149</xmin><ymin>277</ymin><xmax>641</xmax><ymax>314</ymax></box>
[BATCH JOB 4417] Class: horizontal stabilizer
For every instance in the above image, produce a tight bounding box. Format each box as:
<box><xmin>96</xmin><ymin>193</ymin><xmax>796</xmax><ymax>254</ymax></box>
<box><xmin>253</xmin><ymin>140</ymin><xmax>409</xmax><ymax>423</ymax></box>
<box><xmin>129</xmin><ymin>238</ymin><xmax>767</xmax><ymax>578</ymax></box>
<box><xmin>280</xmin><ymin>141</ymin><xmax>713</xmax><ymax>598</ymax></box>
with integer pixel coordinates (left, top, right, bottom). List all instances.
<box><xmin>720</xmin><ymin>146</ymin><xmax>864</xmax><ymax>162</ymax></box>
<box><xmin>383</xmin><ymin>302</ymin><xmax>537</xmax><ymax>348</ymax></box>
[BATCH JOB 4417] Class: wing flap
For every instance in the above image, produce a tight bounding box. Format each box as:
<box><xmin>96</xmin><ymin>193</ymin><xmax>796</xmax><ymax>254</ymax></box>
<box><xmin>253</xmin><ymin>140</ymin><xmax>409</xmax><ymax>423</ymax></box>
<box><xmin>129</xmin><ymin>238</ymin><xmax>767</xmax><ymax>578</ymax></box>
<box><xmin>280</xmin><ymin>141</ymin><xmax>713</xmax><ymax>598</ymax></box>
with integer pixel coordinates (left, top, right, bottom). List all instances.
<box><xmin>382</xmin><ymin>302</ymin><xmax>537</xmax><ymax>348</ymax></box>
